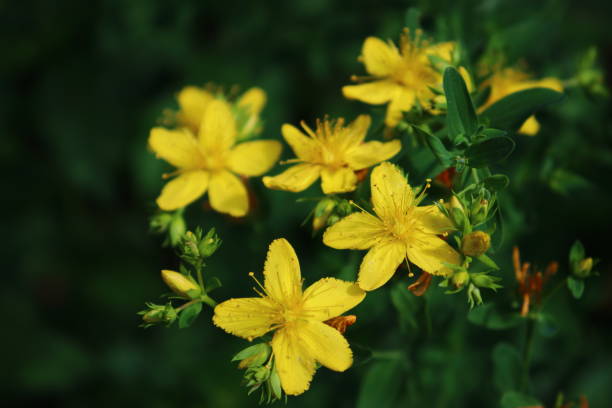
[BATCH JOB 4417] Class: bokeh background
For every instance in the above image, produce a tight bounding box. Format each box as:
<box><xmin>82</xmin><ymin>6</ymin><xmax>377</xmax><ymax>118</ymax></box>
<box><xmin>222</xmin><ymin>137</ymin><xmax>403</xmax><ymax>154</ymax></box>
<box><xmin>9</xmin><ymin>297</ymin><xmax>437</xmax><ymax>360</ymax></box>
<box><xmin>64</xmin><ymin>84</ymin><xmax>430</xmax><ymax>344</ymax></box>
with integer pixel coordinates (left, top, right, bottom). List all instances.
<box><xmin>3</xmin><ymin>0</ymin><xmax>612</xmax><ymax>407</ymax></box>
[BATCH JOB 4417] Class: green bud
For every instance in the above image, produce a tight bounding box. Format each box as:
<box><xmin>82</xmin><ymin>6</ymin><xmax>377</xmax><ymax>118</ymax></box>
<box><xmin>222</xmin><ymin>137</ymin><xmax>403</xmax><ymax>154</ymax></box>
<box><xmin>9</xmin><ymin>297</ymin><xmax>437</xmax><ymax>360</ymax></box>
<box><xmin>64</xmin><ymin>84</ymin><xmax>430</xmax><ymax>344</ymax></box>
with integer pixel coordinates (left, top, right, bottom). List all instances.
<box><xmin>312</xmin><ymin>198</ymin><xmax>337</xmax><ymax>232</ymax></box>
<box><xmin>150</xmin><ymin>212</ymin><xmax>173</xmax><ymax>234</ymax></box>
<box><xmin>336</xmin><ymin>199</ymin><xmax>353</xmax><ymax>216</ymax></box>
<box><xmin>470</xmin><ymin>272</ymin><xmax>502</xmax><ymax>290</ymax></box>
<box><xmin>199</xmin><ymin>228</ymin><xmax>222</xmax><ymax>258</ymax></box>
<box><xmin>470</xmin><ymin>199</ymin><xmax>489</xmax><ymax>225</ymax></box>
<box><xmin>452</xmin><ymin>270</ymin><xmax>470</xmax><ymax>288</ymax></box>
<box><xmin>447</xmin><ymin>196</ymin><xmax>466</xmax><ymax>229</ymax></box>
<box><xmin>244</xmin><ymin>366</ymin><xmax>270</xmax><ymax>386</ymax></box>
<box><xmin>575</xmin><ymin>257</ymin><xmax>594</xmax><ymax>278</ymax></box>
<box><xmin>461</xmin><ymin>231</ymin><xmax>491</xmax><ymax>257</ymax></box>
<box><xmin>139</xmin><ymin>303</ymin><xmax>177</xmax><ymax>327</ymax></box>
<box><xmin>168</xmin><ymin>213</ymin><xmax>187</xmax><ymax>247</ymax></box>
<box><xmin>161</xmin><ymin>270</ymin><xmax>201</xmax><ymax>299</ymax></box>
<box><xmin>467</xmin><ymin>283</ymin><xmax>483</xmax><ymax>308</ymax></box>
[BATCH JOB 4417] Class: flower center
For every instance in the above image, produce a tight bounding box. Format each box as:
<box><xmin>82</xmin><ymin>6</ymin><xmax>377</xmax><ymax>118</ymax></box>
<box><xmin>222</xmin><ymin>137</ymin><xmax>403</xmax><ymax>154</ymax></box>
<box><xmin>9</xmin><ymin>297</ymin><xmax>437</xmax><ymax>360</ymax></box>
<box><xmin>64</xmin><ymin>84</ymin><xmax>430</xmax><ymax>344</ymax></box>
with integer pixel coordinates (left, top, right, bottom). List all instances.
<box><xmin>386</xmin><ymin>213</ymin><xmax>416</xmax><ymax>242</ymax></box>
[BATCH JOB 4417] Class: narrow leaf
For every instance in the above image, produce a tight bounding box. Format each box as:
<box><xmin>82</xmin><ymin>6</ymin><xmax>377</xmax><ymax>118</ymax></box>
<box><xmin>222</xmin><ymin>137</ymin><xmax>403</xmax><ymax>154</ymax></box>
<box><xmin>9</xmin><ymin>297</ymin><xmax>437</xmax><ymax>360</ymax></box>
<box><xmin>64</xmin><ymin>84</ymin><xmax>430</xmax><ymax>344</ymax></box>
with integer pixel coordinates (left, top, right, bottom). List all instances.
<box><xmin>466</xmin><ymin>136</ymin><xmax>516</xmax><ymax>168</ymax></box>
<box><xmin>413</xmin><ymin>125</ymin><xmax>452</xmax><ymax>166</ymax></box>
<box><xmin>178</xmin><ymin>302</ymin><xmax>202</xmax><ymax>329</ymax></box>
<box><xmin>444</xmin><ymin>66</ymin><xmax>478</xmax><ymax>140</ymax></box>
<box><xmin>480</xmin><ymin>87</ymin><xmax>564</xmax><ymax>132</ymax></box>
<box><xmin>567</xmin><ymin>276</ymin><xmax>585</xmax><ymax>299</ymax></box>
<box><xmin>483</xmin><ymin>174</ymin><xmax>510</xmax><ymax>191</ymax></box>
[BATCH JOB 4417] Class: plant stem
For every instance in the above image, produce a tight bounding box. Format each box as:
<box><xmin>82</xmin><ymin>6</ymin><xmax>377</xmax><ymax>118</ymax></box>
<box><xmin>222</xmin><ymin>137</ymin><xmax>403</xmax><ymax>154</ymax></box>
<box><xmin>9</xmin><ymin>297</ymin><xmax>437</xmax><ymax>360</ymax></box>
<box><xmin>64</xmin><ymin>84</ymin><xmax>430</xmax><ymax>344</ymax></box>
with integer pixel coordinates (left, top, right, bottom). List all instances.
<box><xmin>176</xmin><ymin>298</ymin><xmax>201</xmax><ymax>312</ymax></box>
<box><xmin>201</xmin><ymin>293</ymin><xmax>217</xmax><ymax>308</ymax></box>
<box><xmin>520</xmin><ymin>317</ymin><xmax>537</xmax><ymax>392</ymax></box>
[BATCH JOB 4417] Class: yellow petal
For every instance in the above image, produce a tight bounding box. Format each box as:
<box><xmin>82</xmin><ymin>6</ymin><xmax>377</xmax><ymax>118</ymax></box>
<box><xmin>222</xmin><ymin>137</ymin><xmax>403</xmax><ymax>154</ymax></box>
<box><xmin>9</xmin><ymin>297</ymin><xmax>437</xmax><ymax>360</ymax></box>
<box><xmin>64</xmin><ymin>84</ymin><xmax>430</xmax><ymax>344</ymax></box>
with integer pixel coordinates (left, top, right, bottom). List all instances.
<box><xmin>148</xmin><ymin>127</ymin><xmax>201</xmax><ymax>169</ymax></box>
<box><xmin>361</xmin><ymin>37</ymin><xmax>401</xmax><ymax>76</ymax></box>
<box><xmin>263</xmin><ymin>163</ymin><xmax>321</xmax><ymax>192</ymax></box>
<box><xmin>208</xmin><ymin>170</ymin><xmax>248</xmax><ymax>217</ymax></box>
<box><xmin>300</xmin><ymin>320</ymin><xmax>353</xmax><ymax>371</ymax></box>
<box><xmin>426</xmin><ymin>41</ymin><xmax>455</xmax><ymax>62</ymax></box>
<box><xmin>342</xmin><ymin>80</ymin><xmax>398</xmax><ymax>104</ymax></box>
<box><xmin>358</xmin><ymin>239</ymin><xmax>406</xmax><ymax>291</ymax></box>
<box><xmin>302</xmin><ymin>278</ymin><xmax>365</xmax><ymax>321</ymax></box>
<box><xmin>370</xmin><ymin>162</ymin><xmax>414</xmax><ymax>221</ymax></box>
<box><xmin>199</xmin><ymin>99</ymin><xmax>236</xmax><ymax>153</ymax></box>
<box><xmin>272</xmin><ymin>327</ymin><xmax>316</xmax><ymax>396</ymax></box>
<box><xmin>406</xmin><ymin>231</ymin><xmax>461</xmax><ymax>276</ymax></box>
<box><xmin>213</xmin><ymin>297</ymin><xmax>279</xmax><ymax>340</ymax></box>
<box><xmin>518</xmin><ymin>115</ymin><xmax>540</xmax><ymax>136</ymax></box>
<box><xmin>344</xmin><ymin>114</ymin><xmax>372</xmax><ymax>147</ymax></box>
<box><xmin>323</xmin><ymin>212</ymin><xmax>387</xmax><ymax>250</ymax></box>
<box><xmin>281</xmin><ymin>124</ymin><xmax>321</xmax><ymax>162</ymax></box>
<box><xmin>176</xmin><ymin>86</ymin><xmax>214</xmax><ymax>131</ymax></box>
<box><xmin>413</xmin><ymin>205</ymin><xmax>455</xmax><ymax>234</ymax></box>
<box><xmin>533</xmin><ymin>77</ymin><xmax>564</xmax><ymax>92</ymax></box>
<box><xmin>156</xmin><ymin>170</ymin><xmax>209</xmax><ymax>210</ymax></box>
<box><xmin>237</xmin><ymin>87</ymin><xmax>266</xmax><ymax>116</ymax></box>
<box><xmin>385</xmin><ymin>89</ymin><xmax>415</xmax><ymax>127</ymax></box>
<box><xmin>320</xmin><ymin>167</ymin><xmax>358</xmax><ymax>194</ymax></box>
<box><xmin>263</xmin><ymin>238</ymin><xmax>303</xmax><ymax>305</ymax></box>
<box><xmin>345</xmin><ymin>139</ymin><xmax>401</xmax><ymax>170</ymax></box>
<box><xmin>228</xmin><ymin>140</ymin><xmax>282</xmax><ymax>176</ymax></box>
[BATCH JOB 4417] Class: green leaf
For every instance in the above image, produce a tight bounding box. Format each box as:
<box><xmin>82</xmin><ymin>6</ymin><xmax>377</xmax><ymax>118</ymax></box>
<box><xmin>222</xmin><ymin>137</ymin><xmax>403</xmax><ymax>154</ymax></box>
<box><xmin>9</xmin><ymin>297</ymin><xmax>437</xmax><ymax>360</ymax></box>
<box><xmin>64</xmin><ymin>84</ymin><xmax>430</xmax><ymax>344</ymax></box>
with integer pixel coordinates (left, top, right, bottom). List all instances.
<box><xmin>569</xmin><ymin>240</ymin><xmax>585</xmax><ymax>265</ymax></box>
<box><xmin>443</xmin><ymin>66</ymin><xmax>478</xmax><ymax>141</ymax></box>
<box><xmin>390</xmin><ymin>283</ymin><xmax>419</xmax><ymax>331</ymax></box>
<box><xmin>178</xmin><ymin>302</ymin><xmax>202</xmax><ymax>329</ymax></box>
<box><xmin>466</xmin><ymin>136</ymin><xmax>516</xmax><ymax>168</ymax></box>
<box><xmin>483</xmin><ymin>174</ymin><xmax>510</xmax><ymax>191</ymax></box>
<box><xmin>468</xmin><ymin>303</ymin><xmax>522</xmax><ymax>330</ymax></box>
<box><xmin>500</xmin><ymin>391</ymin><xmax>542</xmax><ymax>408</ymax></box>
<box><xmin>476</xmin><ymin>253</ymin><xmax>500</xmax><ymax>270</ymax></box>
<box><xmin>413</xmin><ymin>126</ymin><xmax>452</xmax><ymax>166</ymax></box>
<box><xmin>567</xmin><ymin>276</ymin><xmax>585</xmax><ymax>299</ymax></box>
<box><xmin>205</xmin><ymin>276</ymin><xmax>223</xmax><ymax>293</ymax></box>
<box><xmin>480</xmin><ymin>87</ymin><xmax>564</xmax><ymax>132</ymax></box>
<box><xmin>231</xmin><ymin>343</ymin><xmax>269</xmax><ymax>362</ymax></box>
<box><xmin>481</xmin><ymin>128</ymin><xmax>507</xmax><ymax>138</ymax></box>
<box><xmin>356</xmin><ymin>360</ymin><xmax>403</xmax><ymax>408</ymax></box>
<box><xmin>492</xmin><ymin>343</ymin><xmax>522</xmax><ymax>392</ymax></box>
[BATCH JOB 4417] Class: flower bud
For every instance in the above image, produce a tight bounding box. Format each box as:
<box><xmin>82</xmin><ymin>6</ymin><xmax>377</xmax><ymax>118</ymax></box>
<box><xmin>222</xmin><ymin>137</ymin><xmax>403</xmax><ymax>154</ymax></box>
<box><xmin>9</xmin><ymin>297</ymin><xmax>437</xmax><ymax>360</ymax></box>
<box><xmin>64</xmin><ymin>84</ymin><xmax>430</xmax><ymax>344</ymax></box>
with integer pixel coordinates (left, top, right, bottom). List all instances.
<box><xmin>575</xmin><ymin>257</ymin><xmax>594</xmax><ymax>278</ymax></box>
<box><xmin>199</xmin><ymin>228</ymin><xmax>222</xmax><ymax>258</ymax></box>
<box><xmin>312</xmin><ymin>198</ymin><xmax>337</xmax><ymax>232</ymax></box>
<box><xmin>244</xmin><ymin>366</ymin><xmax>270</xmax><ymax>386</ymax></box>
<box><xmin>470</xmin><ymin>199</ymin><xmax>489</xmax><ymax>225</ymax></box>
<box><xmin>467</xmin><ymin>283</ymin><xmax>483</xmax><ymax>308</ymax></box>
<box><xmin>461</xmin><ymin>231</ymin><xmax>491</xmax><ymax>257</ymax></box>
<box><xmin>139</xmin><ymin>302</ymin><xmax>177</xmax><ymax>327</ymax></box>
<box><xmin>235</xmin><ymin>343</ymin><xmax>272</xmax><ymax>369</ymax></box>
<box><xmin>161</xmin><ymin>270</ymin><xmax>201</xmax><ymax>299</ymax></box>
<box><xmin>150</xmin><ymin>212</ymin><xmax>173</xmax><ymax>234</ymax></box>
<box><xmin>168</xmin><ymin>213</ymin><xmax>187</xmax><ymax>247</ymax></box>
<box><xmin>447</xmin><ymin>196</ymin><xmax>466</xmax><ymax>229</ymax></box>
<box><xmin>452</xmin><ymin>270</ymin><xmax>469</xmax><ymax>288</ymax></box>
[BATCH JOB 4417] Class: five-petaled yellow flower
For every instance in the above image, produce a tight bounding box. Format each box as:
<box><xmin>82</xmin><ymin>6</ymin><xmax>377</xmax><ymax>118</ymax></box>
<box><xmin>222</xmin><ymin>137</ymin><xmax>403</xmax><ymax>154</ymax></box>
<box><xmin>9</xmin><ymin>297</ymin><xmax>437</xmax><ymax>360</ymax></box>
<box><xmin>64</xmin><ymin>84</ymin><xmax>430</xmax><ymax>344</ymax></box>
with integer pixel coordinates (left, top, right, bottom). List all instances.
<box><xmin>176</xmin><ymin>85</ymin><xmax>266</xmax><ymax>140</ymax></box>
<box><xmin>323</xmin><ymin>162</ymin><xmax>461</xmax><ymax>291</ymax></box>
<box><xmin>342</xmin><ymin>29</ymin><xmax>455</xmax><ymax>127</ymax></box>
<box><xmin>480</xmin><ymin>66</ymin><xmax>563</xmax><ymax>135</ymax></box>
<box><xmin>149</xmin><ymin>99</ymin><xmax>281</xmax><ymax>216</ymax></box>
<box><xmin>213</xmin><ymin>238</ymin><xmax>366</xmax><ymax>395</ymax></box>
<box><xmin>263</xmin><ymin>115</ymin><xmax>401</xmax><ymax>194</ymax></box>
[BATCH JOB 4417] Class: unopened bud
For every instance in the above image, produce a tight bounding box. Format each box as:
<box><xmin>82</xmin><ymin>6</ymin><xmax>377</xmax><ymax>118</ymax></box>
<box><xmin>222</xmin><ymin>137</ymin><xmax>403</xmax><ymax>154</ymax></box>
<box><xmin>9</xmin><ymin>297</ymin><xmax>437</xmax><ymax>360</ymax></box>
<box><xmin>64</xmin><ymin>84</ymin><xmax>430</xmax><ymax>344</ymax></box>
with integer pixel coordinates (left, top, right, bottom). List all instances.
<box><xmin>168</xmin><ymin>214</ymin><xmax>187</xmax><ymax>247</ymax></box>
<box><xmin>161</xmin><ymin>269</ymin><xmax>201</xmax><ymax>298</ymax></box>
<box><xmin>234</xmin><ymin>343</ymin><xmax>272</xmax><ymax>369</ymax></box>
<box><xmin>470</xmin><ymin>199</ymin><xmax>489</xmax><ymax>225</ymax></box>
<box><xmin>150</xmin><ymin>212</ymin><xmax>173</xmax><ymax>234</ymax></box>
<box><xmin>244</xmin><ymin>366</ymin><xmax>270</xmax><ymax>386</ymax></box>
<box><xmin>461</xmin><ymin>231</ymin><xmax>491</xmax><ymax>257</ymax></box>
<box><xmin>452</xmin><ymin>270</ymin><xmax>469</xmax><ymax>288</ymax></box>
<box><xmin>198</xmin><ymin>228</ymin><xmax>222</xmax><ymax>258</ymax></box>
<box><xmin>575</xmin><ymin>257</ymin><xmax>594</xmax><ymax>278</ymax></box>
<box><xmin>313</xmin><ymin>198</ymin><xmax>337</xmax><ymax>232</ymax></box>
<box><xmin>467</xmin><ymin>283</ymin><xmax>483</xmax><ymax>308</ymax></box>
<box><xmin>447</xmin><ymin>196</ymin><xmax>466</xmax><ymax>228</ymax></box>
<box><xmin>139</xmin><ymin>303</ymin><xmax>177</xmax><ymax>327</ymax></box>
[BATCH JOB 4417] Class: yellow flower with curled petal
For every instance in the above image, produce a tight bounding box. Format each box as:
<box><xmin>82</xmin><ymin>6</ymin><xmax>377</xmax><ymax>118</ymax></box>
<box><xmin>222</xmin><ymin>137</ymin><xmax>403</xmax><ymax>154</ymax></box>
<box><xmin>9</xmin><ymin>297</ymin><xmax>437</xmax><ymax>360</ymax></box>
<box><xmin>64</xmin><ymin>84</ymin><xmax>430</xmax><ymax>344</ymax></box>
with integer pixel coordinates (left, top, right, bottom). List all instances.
<box><xmin>323</xmin><ymin>162</ymin><xmax>461</xmax><ymax>291</ymax></box>
<box><xmin>263</xmin><ymin>115</ymin><xmax>401</xmax><ymax>194</ymax></box>
<box><xmin>479</xmin><ymin>66</ymin><xmax>563</xmax><ymax>135</ymax></box>
<box><xmin>149</xmin><ymin>99</ymin><xmax>281</xmax><ymax>216</ymax></box>
<box><xmin>342</xmin><ymin>29</ymin><xmax>456</xmax><ymax>127</ymax></box>
<box><xmin>213</xmin><ymin>238</ymin><xmax>365</xmax><ymax>396</ymax></box>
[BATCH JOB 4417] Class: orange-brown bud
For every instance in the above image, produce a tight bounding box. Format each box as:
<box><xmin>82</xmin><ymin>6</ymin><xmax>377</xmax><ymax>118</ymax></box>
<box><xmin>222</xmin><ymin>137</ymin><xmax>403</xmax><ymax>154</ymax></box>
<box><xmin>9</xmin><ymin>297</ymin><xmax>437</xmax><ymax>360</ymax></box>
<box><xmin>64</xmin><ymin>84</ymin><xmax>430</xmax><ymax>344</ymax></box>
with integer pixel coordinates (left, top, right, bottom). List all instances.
<box><xmin>324</xmin><ymin>315</ymin><xmax>357</xmax><ymax>334</ymax></box>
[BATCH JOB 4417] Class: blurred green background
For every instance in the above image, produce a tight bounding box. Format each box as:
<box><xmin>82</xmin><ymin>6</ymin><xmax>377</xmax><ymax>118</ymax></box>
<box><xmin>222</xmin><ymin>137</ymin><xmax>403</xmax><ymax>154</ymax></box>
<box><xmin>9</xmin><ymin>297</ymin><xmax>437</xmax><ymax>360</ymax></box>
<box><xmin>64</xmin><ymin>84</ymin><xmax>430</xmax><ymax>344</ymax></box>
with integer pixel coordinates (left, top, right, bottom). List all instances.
<box><xmin>2</xmin><ymin>0</ymin><xmax>612</xmax><ymax>407</ymax></box>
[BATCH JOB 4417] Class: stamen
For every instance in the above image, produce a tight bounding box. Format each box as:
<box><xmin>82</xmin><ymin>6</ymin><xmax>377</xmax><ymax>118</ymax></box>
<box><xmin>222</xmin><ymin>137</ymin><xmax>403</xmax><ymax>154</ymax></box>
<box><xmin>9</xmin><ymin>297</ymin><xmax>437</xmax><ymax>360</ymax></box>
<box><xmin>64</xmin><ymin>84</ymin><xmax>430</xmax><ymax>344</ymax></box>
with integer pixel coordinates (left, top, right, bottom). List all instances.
<box><xmin>348</xmin><ymin>200</ymin><xmax>373</xmax><ymax>215</ymax></box>
<box><xmin>248</xmin><ymin>272</ymin><xmax>269</xmax><ymax>298</ymax></box>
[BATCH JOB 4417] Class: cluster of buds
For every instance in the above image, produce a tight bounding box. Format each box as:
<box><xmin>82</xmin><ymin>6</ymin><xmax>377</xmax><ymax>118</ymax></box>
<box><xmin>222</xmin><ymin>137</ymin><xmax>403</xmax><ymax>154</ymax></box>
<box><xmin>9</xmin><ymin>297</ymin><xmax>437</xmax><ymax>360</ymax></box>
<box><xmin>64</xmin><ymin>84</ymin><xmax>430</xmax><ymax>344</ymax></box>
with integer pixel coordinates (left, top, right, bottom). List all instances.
<box><xmin>513</xmin><ymin>246</ymin><xmax>558</xmax><ymax>317</ymax></box>
<box><xmin>441</xmin><ymin>192</ymin><xmax>493</xmax><ymax>234</ymax></box>
<box><xmin>179</xmin><ymin>227</ymin><xmax>222</xmax><ymax>266</ymax></box>
<box><xmin>150</xmin><ymin>210</ymin><xmax>186</xmax><ymax>247</ymax></box>
<box><xmin>232</xmin><ymin>343</ymin><xmax>283</xmax><ymax>404</ymax></box>
<box><xmin>438</xmin><ymin>260</ymin><xmax>501</xmax><ymax>307</ymax></box>
<box><xmin>311</xmin><ymin>197</ymin><xmax>352</xmax><ymax>233</ymax></box>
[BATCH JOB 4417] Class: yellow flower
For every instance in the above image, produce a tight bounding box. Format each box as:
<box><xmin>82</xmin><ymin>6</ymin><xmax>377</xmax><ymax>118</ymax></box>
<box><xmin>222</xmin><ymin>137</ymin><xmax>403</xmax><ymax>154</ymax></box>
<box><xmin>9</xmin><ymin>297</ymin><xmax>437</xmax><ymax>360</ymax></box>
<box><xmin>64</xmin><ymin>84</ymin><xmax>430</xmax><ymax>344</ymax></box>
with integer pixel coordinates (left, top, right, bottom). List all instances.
<box><xmin>342</xmin><ymin>29</ymin><xmax>456</xmax><ymax>127</ymax></box>
<box><xmin>480</xmin><ymin>67</ymin><xmax>563</xmax><ymax>135</ymax></box>
<box><xmin>323</xmin><ymin>162</ymin><xmax>461</xmax><ymax>291</ymax></box>
<box><xmin>213</xmin><ymin>238</ymin><xmax>365</xmax><ymax>395</ymax></box>
<box><xmin>149</xmin><ymin>99</ymin><xmax>281</xmax><ymax>216</ymax></box>
<box><xmin>263</xmin><ymin>115</ymin><xmax>401</xmax><ymax>194</ymax></box>
<box><xmin>175</xmin><ymin>85</ymin><xmax>266</xmax><ymax>140</ymax></box>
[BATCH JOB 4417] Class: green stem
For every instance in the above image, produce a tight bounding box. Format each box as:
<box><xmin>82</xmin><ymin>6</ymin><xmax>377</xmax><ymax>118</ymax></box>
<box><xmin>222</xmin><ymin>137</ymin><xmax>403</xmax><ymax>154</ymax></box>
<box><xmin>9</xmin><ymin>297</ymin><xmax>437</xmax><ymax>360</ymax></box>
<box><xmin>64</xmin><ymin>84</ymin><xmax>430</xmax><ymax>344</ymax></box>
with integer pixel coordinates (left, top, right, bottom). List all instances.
<box><xmin>520</xmin><ymin>317</ymin><xmax>537</xmax><ymax>392</ymax></box>
<box><xmin>201</xmin><ymin>293</ymin><xmax>217</xmax><ymax>308</ymax></box>
<box><xmin>471</xmin><ymin>168</ymin><xmax>480</xmax><ymax>183</ymax></box>
<box><xmin>176</xmin><ymin>298</ymin><xmax>201</xmax><ymax>312</ymax></box>
<box><xmin>195</xmin><ymin>260</ymin><xmax>205</xmax><ymax>292</ymax></box>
